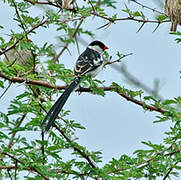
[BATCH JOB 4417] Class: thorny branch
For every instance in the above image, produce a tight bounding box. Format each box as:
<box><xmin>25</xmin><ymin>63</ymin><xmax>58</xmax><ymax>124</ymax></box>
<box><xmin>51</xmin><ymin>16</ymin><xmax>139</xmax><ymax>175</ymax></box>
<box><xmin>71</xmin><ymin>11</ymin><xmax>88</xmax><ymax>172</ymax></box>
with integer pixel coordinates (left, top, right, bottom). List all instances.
<box><xmin>0</xmin><ymin>72</ymin><xmax>167</xmax><ymax>114</ymax></box>
<box><xmin>91</xmin><ymin>11</ymin><xmax>169</xmax><ymax>24</ymax></box>
<box><xmin>20</xmin><ymin>0</ymin><xmax>169</xmax><ymax>34</ymax></box>
<box><xmin>0</xmin><ymin>0</ymin><xmax>169</xmax><ymax>60</ymax></box>
<box><xmin>91</xmin><ymin>11</ymin><xmax>169</xmax><ymax>32</ymax></box>
<box><xmin>130</xmin><ymin>0</ymin><xmax>166</xmax><ymax>15</ymax></box>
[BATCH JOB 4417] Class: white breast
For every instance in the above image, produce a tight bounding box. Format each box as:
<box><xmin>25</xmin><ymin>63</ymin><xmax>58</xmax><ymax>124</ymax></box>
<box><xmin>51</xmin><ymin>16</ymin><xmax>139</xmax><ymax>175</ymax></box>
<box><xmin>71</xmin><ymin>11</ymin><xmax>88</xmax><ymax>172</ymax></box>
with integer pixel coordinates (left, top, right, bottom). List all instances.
<box><xmin>86</xmin><ymin>63</ymin><xmax>104</xmax><ymax>78</ymax></box>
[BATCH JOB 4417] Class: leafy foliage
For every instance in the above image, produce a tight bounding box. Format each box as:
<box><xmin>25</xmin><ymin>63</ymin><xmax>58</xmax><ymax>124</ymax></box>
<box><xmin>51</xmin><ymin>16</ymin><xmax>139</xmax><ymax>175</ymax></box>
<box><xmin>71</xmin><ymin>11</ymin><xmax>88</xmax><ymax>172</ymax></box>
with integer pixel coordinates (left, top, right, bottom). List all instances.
<box><xmin>0</xmin><ymin>0</ymin><xmax>180</xmax><ymax>179</ymax></box>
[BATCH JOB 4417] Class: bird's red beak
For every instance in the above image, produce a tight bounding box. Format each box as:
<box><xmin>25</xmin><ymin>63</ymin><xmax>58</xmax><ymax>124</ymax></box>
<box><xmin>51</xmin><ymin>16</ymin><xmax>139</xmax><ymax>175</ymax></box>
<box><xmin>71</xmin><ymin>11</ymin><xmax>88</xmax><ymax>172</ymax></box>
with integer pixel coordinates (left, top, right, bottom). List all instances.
<box><xmin>104</xmin><ymin>46</ymin><xmax>109</xmax><ymax>50</ymax></box>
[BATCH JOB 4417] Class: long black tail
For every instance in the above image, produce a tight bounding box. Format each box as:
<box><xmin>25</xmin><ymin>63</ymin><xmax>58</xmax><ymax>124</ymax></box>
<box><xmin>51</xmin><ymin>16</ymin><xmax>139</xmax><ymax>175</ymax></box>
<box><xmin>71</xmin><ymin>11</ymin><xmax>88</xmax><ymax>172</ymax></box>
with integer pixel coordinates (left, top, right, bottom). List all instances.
<box><xmin>41</xmin><ymin>77</ymin><xmax>81</xmax><ymax>132</ymax></box>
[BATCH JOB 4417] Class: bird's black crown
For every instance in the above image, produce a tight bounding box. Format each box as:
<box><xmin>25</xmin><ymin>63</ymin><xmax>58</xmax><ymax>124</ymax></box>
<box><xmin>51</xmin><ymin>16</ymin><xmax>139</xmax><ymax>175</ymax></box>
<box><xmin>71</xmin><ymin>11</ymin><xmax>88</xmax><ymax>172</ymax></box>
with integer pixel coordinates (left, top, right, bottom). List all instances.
<box><xmin>89</xmin><ymin>40</ymin><xmax>106</xmax><ymax>50</ymax></box>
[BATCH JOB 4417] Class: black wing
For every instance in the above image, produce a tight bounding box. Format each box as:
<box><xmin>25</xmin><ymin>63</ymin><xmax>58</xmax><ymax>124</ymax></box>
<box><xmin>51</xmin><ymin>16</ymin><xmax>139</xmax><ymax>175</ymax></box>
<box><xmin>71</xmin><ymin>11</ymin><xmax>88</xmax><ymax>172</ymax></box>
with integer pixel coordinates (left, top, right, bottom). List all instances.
<box><xmin>74</xmin><ymin>48</ymin><xmax>102</xmax><ymax>76</ymax></box>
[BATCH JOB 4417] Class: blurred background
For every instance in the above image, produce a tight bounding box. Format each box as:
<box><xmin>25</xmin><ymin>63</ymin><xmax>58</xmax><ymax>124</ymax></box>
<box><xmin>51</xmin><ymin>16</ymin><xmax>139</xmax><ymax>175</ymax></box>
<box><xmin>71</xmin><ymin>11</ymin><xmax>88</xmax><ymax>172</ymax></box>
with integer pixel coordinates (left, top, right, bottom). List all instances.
<box><xmin>0</xmin><ymin>0</ymin><xmax>180</xmax><ymax>178</ymax></box>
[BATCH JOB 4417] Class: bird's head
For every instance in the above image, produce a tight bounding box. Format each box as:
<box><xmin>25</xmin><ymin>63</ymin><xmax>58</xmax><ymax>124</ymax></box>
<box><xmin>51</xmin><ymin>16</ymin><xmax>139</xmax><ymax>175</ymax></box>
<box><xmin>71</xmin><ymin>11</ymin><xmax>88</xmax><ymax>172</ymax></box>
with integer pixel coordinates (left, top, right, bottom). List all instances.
<box><xmin>88</xmin><ymin>40</ymin><xmax>109</xmax><ymax>54</ymax></box>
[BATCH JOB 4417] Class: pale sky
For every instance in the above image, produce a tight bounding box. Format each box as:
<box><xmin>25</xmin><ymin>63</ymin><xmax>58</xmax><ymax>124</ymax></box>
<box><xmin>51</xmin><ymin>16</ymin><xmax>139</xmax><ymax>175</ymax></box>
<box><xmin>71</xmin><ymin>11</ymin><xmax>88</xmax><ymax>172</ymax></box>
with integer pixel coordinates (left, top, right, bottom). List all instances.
<box><xmin>0</xmin><ymin>1</ymin><xmax>181</xmax><ymax>179</ymax></box>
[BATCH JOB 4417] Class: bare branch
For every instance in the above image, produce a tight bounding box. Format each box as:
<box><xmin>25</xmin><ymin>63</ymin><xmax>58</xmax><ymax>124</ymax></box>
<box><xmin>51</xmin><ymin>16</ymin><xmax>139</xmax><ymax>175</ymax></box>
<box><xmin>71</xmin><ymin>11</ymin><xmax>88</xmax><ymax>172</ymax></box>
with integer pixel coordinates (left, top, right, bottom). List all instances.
<box><xmin>118</xmin><ymin>64</ymin><xmax>163</xmax><ymax>100</ymax></box>
<box><xmin>153</xmin><ymin>22</ymin><xmax>161</xmax><ymax>32</ymax></box>
<box><xmin>130</xmin><ymin>0</ymin><xmax>166</xmax><ymax>15</ymax></box>
<box><xmin>104</xmin><ymin>53</ymin><xmax>133</xmax><ymax>66</ymax></box>
<box><xmin>136</xmin><ymin>22</ymin><xmax>146</xmax><ymax>33</ymax></box>
<box><xmin>0</xmin><ymin>82</ymin><xmax>12</xmax><ymax>99</ymax></box>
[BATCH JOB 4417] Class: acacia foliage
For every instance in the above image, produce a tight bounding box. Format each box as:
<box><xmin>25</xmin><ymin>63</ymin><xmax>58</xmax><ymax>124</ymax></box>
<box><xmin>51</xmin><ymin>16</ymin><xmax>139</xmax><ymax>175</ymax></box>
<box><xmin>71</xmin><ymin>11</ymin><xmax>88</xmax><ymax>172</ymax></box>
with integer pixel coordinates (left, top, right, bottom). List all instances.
<box><xmin>0</xmin><ymin>0</ymin><xmax>180</xmax><ymax>179</ymax></box>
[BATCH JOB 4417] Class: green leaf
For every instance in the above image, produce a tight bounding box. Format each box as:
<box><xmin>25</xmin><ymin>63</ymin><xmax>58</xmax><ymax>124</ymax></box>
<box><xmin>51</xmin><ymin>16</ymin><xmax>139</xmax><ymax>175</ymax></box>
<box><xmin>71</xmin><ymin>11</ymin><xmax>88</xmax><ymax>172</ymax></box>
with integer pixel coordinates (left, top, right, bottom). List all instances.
<box><xmin>133</xmin><ymin>11</ymin><xmax>141</xmax><ymax>17</ymax></box>
<box><xmin>91</xmin><ymin>87</ymin><xmax>105</xmax><ymax>96</ymax></box>
<box><xmin>156</xmin><ymin>14</ymin><xmax>167</xmax><ymax>21</ymax></box>
<box><xmin>162</xmin><ymin>99</ymin><xmax>176</xmax><ymax>105</ymax></box>
<box><xmin>73</xmin><ymin>123</ymin><xmax>86</xmax><ymax>129</ymax></box>
<box><xmin>0</xmin><ymin>80</ymin><xmax>4</xmax><ymax>88</ymax></box>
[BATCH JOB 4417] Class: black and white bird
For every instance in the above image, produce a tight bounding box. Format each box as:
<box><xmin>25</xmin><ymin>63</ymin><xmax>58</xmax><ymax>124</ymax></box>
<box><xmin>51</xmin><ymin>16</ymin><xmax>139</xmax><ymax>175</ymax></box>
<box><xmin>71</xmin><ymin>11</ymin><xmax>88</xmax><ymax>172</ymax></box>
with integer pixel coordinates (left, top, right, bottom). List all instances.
<box><xmin>42</xmin><ymin>40</ymin><xmax>109</xmax><ymax>132</ymax></box>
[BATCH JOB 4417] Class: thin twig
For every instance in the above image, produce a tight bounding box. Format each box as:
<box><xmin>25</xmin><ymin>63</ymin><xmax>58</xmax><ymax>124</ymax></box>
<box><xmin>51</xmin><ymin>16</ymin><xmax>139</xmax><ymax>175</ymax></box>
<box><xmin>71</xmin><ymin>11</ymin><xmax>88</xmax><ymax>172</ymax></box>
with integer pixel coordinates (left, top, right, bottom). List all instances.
<box><xmin>8</xmin><ymin>113</ymin><xmax>27</xmax><ymax>149</ymax></box>
<box><xmin>12</xmin><ymin>0</ymin><xmax>27</xmax><ymax>34</ymax></box>
<box><xmin>136</xmin><ymin>22</ymin><xmax>146</xmax><ymax>33</ymax></box>
<box><xmin>163</xmin><ymin>162</ymin><xmax>179</xmax><ymax>180</ymax></box>
<box><xmin>88</xmin><ymin>0</ymin><xmax>96</xmax><ymax>12</ymax></box>
<box><xmin>91</xmin><ymin>11</ymin><xmax>169</xmax><ymax>24</ymax></box>
<box><xmin>54</xmin><ymin>124</ymin><xmax>96</xmax><ymax>169</ymax></box>
<box><xmin>41</xmin><ymin>129</ymin><xmax>45</xmax><ymax>165</ymax></box>
<box><xmin>1</xmin><ymin>152</ymin><xmax>49</xmax><ymax>180</ymax></box>
<box><xmin>118</xmin><ymin>64</ymin><xmax>163</xmax><ymax>100</ymax></box>
<box><xmin>153</xmin><ymin>22</ymin><xmax>161</xmax><ymax>32</ymax></box>
<box><xmin>0</xmin><ymin>82</ymin><xmax>12</xmax><ymax>99</ymax></box>
<box><xmin>96</xmin><ymin>22</ymin><xmax>113</xmax><ymax>30</ymax></box>
<box><xmin>0</xmin><ymin>18</ymin><xmax>49</xmax><ymax>55</ymax></box>
<box><xmin>15</xmin><ymin>160</ymin><xmax>17</xmax><ymax>180</ymax></box>
<box><xmin>53</xmin><ymin>18</ymin><xmax>84</xmax><ymax>63</ymax></box>
<box><xmin>53</xmin><ymin>124</ymin><xmax>98</xmax><ymax>180</ymax></box>
<box><xmin>130</xmin><ymin>0</ymin><xmax>166</xmax><ymax>15</ymax></box>
<box><xmin>107</xmin><ymin>148</ymin><xmax>180</xmax><ymax>175</ymax></box>
<box><xmin>7</xmin><ymin>169</ymin><xmax>13</xmax><ymax>180</ymax></box>
<box><xmin>105</xmin><ymin>53</ymin><xmax>133</xmax><ymax>66</ymax></box>
<box><xmin>0</xmin><ymin>165</ymin><xmax>90</xmax><ymax>177</ymax></box>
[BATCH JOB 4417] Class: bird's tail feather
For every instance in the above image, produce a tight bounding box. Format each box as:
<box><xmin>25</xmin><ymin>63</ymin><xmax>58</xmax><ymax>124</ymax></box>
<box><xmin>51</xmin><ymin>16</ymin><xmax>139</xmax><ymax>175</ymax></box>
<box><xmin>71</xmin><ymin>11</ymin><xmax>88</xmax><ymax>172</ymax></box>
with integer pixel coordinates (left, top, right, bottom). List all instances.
<box><xmin>41</xmin><ymin>77</ymin><xmax>80</xmax><ymax>132</ymax></box>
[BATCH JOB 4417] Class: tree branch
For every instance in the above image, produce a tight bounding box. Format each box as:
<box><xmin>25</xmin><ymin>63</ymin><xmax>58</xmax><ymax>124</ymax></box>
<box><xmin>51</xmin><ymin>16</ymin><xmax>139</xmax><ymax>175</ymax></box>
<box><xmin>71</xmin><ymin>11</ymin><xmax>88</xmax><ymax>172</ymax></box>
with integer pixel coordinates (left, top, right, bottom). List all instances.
<box><xmin>8</xmin><ymin>113</ymin><xmax>27</xmax><ymax>149</ymax></box>
<box><xmin>0</xmin><ymin>18</ymin><xmax>49</xmax><ymax>55</ymax></box>
<box><xmin>118</xmin><ymin>64</ymin><xmax>163</xmax><ymax>100</ymax></box>
<box><xmin>91</xmin><ymin>12</ymin><xmax>169</xmax><ymax>24</ymax></box>
<box><xmin>12</xmin><ymin>0</ymin><xmax>27</xmax><ymax>33</ymax></box>
<box><xmin>130</xmin><ymin>0</ymin><xmax>166</xmax><ymax>15</ymax></box>
<box><xmin>53</xmin><ymin>18</ymin><xmax>84</xmax><ymax>63</ymax></box>
<box><xmin>54</xmin><ymin>124</ymin><xmax>96</xmax><ymax>168</ymax></box>
<box><xmin>21</xmin><ymin>1</ymin><xmax>169</xmax><ymax>30</ymax></box>
<box><xmin>107</xmin><ymin>148</ymin><xmax>181</xmax><ymax>175</ymax></box>
<box><xmin>1</xmin><ymin>152</ymin><xmax>49</xmax><ymax>180</ymax></box>
<box><xmin>163</xmin><ymin>162</ymin><xmax>179</xmax><ymax>180</ymax></box>
<box><xmin>0</xmin><ymin>72</ymin><xmax>168</xmax><ymax>114</ymax></box>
